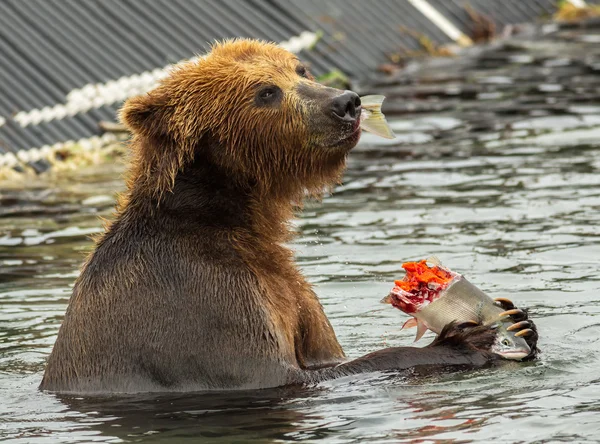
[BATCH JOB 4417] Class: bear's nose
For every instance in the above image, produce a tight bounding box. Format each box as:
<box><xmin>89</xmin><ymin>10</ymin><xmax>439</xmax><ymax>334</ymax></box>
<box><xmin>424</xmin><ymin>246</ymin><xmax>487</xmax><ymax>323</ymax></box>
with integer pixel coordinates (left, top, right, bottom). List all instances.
<box><xmin>331</xmin><ymin>91</ymin><xmax>361</xmax><ymax>121</ymax></box>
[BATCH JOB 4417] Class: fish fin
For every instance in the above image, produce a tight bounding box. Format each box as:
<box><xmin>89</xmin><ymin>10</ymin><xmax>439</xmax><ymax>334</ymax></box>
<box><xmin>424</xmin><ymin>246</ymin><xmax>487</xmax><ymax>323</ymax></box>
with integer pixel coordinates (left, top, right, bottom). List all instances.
<box><xmin>360</xmin><ymin>112</ymin><xmax>396</xmax><ymax>139</ymax></box>
<box><xmin>401</xmin><ymin>318</ymin><xmax>418</xmax><ymax>329</ymax></box>
<box><xmin>359</xmin><ymin>95</ymin><xmax>396</xmax><ymax>139</ymax></box>
<box><xmin>380</xmin><ymin>294</ymin><xmax>392</xmax><ymax>304</ymax></box>
<box><xmin>360</xmin><ymin>95</ymin><xmax>386</xmax><ymax>110</ymax></box>
<box><xmin>414</xmin><ymin>319</ymin><xmax>429</xmax><ymax>342</ymax></box>
<box><xmin>426</xmin><ymin>256</ymin><xmax>443</xmax><ymax>266</ymax></box>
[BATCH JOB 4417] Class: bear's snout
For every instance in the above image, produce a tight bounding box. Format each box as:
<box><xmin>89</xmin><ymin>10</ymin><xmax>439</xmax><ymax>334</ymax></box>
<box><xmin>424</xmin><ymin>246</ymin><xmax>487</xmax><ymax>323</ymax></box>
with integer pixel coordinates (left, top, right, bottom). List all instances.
<box><xmin>331</xmin><ymin>91</ymin><xmax>361</xmax><ymax>122</ymax></box>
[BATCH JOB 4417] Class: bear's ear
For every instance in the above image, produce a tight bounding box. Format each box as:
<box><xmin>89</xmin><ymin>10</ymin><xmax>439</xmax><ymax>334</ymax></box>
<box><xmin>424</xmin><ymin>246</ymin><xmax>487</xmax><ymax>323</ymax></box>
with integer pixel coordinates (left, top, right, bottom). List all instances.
<box><xmin>120</xmin><ymin>90</ymin><xmax>171</xmax><ymax>136</ymax></box>
<box><xmin>120</xmin><ymin>90</ymin><xmax>194</xmax><ymax>197</ymax></box>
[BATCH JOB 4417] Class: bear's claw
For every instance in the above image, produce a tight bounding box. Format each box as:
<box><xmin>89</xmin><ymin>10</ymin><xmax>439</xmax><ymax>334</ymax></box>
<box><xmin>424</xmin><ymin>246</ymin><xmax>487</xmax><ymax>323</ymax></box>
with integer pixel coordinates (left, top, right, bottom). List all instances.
<box><xmin>506</xmin><ymin>320</ymin><xmax>532</xmax><ymax>331</ymax></box>
<box><xmin>494</xmin><ymin>298</ymin><xmax>539</xmax><ymax>360</ymax></box>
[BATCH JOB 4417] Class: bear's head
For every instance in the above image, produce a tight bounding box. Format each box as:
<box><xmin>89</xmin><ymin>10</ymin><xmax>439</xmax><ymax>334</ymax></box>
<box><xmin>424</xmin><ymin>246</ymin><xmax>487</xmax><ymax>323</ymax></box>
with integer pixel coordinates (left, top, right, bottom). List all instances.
<box><xmin>121</xmin><ymin>39</ymin><xmax>362</xmax><ymax>200</ymax></box>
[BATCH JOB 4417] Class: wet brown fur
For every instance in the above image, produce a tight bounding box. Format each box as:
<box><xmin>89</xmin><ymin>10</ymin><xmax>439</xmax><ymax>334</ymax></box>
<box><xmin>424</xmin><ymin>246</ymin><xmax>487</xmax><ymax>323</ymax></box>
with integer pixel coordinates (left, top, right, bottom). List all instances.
<box><xmin>40</xmin><ymin>40</ymin><xmax>519</xmax><ymax>393</ymax></box>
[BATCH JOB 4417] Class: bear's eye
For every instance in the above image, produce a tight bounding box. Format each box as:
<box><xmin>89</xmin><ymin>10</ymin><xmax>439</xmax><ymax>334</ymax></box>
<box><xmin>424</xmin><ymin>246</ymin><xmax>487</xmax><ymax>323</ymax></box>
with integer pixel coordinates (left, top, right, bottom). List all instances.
<box><xmin>256</xmin><ymin>86</ymin><xmax>281</xmax><ymax>106</ymax></box>
<box><xmin>296</xmin><ymin>65</ymin><xmax>308</xmax><ymax>78</ymax></box>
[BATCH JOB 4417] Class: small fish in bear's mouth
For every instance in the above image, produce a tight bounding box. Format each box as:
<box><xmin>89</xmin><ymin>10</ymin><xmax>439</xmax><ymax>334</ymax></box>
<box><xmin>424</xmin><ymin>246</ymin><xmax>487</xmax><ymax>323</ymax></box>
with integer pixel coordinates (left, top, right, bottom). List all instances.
<box><xmin>359</xmin><ymin>95</ymin><xmax>396</xmax><ymax>139</ymax></box>
<box><xmin>381</xmin><ymin>257</ymin><xmax>532</xmax><ymax>360</ymax></box>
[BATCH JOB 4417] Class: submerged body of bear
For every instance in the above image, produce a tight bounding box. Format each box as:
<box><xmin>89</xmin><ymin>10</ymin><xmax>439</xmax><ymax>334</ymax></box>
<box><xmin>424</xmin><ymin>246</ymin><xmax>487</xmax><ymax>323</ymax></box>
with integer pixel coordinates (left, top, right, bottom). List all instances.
<box><xmin>40</xmin><ymin>40</ymin><xmax>538</xmax><ymax>393</ymax></box>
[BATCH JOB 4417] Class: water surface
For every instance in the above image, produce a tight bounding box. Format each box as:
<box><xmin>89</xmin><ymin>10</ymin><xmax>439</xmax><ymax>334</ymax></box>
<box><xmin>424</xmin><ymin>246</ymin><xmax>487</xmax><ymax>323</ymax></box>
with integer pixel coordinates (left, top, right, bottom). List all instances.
<box><xmin>2</xmin><ymin>28</ymin><xmax>600</xmax><ymax>442</ymax></box>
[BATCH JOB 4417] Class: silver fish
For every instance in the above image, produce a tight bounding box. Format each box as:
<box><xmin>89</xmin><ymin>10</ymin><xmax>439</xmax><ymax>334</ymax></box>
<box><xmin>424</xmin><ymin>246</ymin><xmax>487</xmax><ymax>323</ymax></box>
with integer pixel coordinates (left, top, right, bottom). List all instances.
<box><xmin>383</xmin><ymin>258</ymin><xmax>531</xmax><ymax>360</ymax></box>
<box><xmin>359</xmin><ymin>95</ymin><xmax>396</xmax><ymax>139</ymax></box>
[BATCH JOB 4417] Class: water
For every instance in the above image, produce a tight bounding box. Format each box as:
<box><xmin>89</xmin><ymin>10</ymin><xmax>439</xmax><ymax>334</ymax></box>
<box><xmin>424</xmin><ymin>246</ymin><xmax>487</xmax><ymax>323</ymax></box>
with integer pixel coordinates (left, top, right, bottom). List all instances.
<box><xmin>2</xmin><ymin>28</ymin><xmax>600</xmax><ymax>443</ymax></box>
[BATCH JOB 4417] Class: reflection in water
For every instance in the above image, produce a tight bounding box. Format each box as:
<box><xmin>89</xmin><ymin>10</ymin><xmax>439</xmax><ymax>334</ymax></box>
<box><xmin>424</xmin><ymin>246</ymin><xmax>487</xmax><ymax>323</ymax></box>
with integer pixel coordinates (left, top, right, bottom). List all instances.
<box><xmin>3</xmin><ymin>27</ymin><xmax>600</xmax><ymax>443</ymax></box>
<box><xmin>55</xmin><ymin>387</ymin><xmax>330</xmax><ymax>443</ymax></box>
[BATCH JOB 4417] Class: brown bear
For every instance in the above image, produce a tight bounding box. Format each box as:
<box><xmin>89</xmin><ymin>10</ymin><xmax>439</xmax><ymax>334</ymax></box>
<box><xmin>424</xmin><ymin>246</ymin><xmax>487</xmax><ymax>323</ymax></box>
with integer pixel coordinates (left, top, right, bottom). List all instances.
<box><xmin>40</xmin><ymin>39</ymin><xmax>538</xmax><ymax>393</ymax></box>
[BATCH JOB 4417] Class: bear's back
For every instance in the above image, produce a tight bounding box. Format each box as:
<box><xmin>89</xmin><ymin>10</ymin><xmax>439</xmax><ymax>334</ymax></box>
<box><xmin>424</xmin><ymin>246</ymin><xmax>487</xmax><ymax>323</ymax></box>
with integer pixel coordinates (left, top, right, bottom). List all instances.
<box><xmin>40</xmin><ymin>219</ymin><xmax>298</xmax><ymax>392</ymax></box>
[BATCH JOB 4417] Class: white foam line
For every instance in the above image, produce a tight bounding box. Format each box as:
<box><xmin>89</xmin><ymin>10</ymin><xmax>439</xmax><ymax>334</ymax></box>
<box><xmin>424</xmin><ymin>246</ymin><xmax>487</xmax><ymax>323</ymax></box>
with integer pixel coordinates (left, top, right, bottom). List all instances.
<box><xmin>0</xmin><ymin>116</ymin><xmax>5</xmax><ymax>128</ymax></box>
<box><xmin>11</xmin><ymin>32</ymin><xmax>319</xmax><ymax>128</ymax></box>
<box><xmin>407</xmin><ymin>0</ymin><xmax>473</xmax><ymax>47</ymax></box>
<box><xmin>0</xmin><ymin>133</ymin><xmax>118</xmax><ymax>168</ymax></box>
